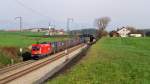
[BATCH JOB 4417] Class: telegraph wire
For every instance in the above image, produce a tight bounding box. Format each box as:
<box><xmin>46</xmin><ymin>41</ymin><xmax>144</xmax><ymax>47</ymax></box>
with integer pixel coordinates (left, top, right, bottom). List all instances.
<box><xmin>14</xmin><ymin>0</ymin><xmax>53</xmax><ymax>20</ymax></box>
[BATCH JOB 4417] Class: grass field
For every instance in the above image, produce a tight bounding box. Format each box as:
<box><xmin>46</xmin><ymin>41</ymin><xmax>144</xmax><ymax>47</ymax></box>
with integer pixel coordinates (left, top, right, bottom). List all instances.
<box><xmin>0</xmin><ymin>31</ymin><xmax>68</xmax><ymax>47</ymax></box>
<box><xmin>47</xmin><ymin>37</ymin><xmax>150</xmax><ymax>84</ymax></box>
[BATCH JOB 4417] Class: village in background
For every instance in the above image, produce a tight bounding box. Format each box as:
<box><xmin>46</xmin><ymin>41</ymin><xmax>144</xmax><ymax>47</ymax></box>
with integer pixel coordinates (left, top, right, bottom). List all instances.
<box><xmin>0</xmin><ymin>26</ymin><xmax>150</xmax><ymax>38</ymax></box>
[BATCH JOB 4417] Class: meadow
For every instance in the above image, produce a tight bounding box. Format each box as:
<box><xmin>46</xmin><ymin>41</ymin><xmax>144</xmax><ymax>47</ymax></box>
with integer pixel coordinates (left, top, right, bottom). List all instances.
<box><xmin>0</xmin><ymin>31</ymin><xmax>68</xmax><ymax>47</ymax></box>
<box><xmin>47</xmin><ymin>37</ymin><xmax>150</xmax><ymax>84</ymax></box>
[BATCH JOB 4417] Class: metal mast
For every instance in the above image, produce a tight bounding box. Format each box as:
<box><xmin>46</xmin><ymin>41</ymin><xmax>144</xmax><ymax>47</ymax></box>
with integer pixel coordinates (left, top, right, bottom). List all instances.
<box><xmin>15</xmin><ymin>17</ymin><xmax>23</xmax><ymax>32</ymax></box>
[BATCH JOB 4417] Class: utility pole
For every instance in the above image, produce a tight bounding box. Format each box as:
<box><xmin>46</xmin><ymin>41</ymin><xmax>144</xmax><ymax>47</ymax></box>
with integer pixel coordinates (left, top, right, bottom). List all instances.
<box><xmin>66</xmin><ymin>18</ymin><xmax>74</xmax><ymax>35</ymax></box>
<box><xmin>15</xmin><ymin>17</ymin><xmax>22</xmax><ymax>32</ymax></box>
<box><xmin>48</xmin><ymin>22</ymin><xmax>51</xmax><ymax>36</ymax></box>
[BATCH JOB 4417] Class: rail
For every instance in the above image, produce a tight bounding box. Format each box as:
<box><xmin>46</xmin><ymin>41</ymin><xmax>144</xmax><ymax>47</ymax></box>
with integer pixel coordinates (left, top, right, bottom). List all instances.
<box><xmin>0</xmin><ymin>44</ymin><xmax>84</xmax><ymax>84</ymax></box>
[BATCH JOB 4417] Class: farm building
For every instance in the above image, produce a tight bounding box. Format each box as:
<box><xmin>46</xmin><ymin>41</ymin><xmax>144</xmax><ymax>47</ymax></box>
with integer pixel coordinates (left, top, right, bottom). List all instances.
<box><xmin>45</xmin><ymin>28</ymin><xmax>65</xmax><ymax>36</ymax></box>
<box><xmin>129</xmin><ymin>34</ymin><xmax>142</xmax><ymax>37</ymax></box>
<box><xmin>117</xmin><ymin>27</ymin><xmax>131</xmax><ymax>37</ymax></box>
<box><xmin>24</xmin><ymin>28</ymin><xmax>48</xmax><ymax>32</ymax></box>
<box><xmin>116</xmin><ymin>26</ymin><xmax>144</xmax><ymax>37</ymax></box>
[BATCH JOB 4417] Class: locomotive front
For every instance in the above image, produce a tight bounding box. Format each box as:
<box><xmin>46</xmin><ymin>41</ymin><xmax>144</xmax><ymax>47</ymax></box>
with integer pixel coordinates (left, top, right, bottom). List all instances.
<box><xmin>31</xmin><ymin>43</ymin><xmax>52</xmax><ymax>59</ymax></box>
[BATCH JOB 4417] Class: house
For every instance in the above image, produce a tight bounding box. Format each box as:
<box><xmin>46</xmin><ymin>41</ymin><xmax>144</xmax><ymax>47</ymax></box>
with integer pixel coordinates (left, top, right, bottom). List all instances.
<box><xmin>45</xmin><ymin>28</ymin><xmax>65</xmax><ymax>36</ymax></box>
<box><xmin>24</xmin><ymin>28</ymin><xmax>48</xmax><ymax>32</ymax></box>
<box><xmin>116</xmin><ymin>26</ymin><xmax>145</xmax><ymax>37</ymax></box>
<box><xmin>30</xmin><ymin>28</ymin><xmax>40</xmax><ymax>32</ymax></box>
<box><xmin>129</xmin><ymin>31</ymin><xmax>143</xmax><ymax>37</ymax></box>
<box><xmin>57</xmin><ymin>29</ymin><xmax>65</xmax><ymax>35</ymax></box>
<box><xmin>117</xmin><ymin>27</ymin><xmax>131</xmax><ymax>37</ymax></box>
<box><xmin>129</xmin><ymin>34</ymin><xmax>142</xmax><ymax>37</ymax></box>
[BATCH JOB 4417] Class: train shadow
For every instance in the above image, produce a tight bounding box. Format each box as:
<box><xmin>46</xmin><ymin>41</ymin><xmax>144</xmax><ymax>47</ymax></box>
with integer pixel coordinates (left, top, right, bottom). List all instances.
<box><xmin>22</xmin><ymin>52</ymin><xmax>32</xmax><ymax>61</ymax></box>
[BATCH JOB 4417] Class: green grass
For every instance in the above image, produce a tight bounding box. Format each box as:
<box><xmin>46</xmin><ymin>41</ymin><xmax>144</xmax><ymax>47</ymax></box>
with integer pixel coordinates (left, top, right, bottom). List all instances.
<box><xmin>47</xmin><ymin>37</ymin><xmax>150</xmax><ymax>84</ymax></box>
<box><xmin>0</xmin><ymin>52</ymin><xmax>11</xmax><ymax>67</ymax></box>
<box><xmin>0</xmin><ymin>31</ymin><xmax>68</xmax><ymax>47</ymax></box>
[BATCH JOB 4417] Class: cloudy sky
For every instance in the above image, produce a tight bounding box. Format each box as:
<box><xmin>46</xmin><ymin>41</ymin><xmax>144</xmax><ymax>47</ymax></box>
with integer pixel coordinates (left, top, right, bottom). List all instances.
<box><xmin>0</xmin><ymin>0</ymin><xmax>150</xmax><ymax>30</ymax></box>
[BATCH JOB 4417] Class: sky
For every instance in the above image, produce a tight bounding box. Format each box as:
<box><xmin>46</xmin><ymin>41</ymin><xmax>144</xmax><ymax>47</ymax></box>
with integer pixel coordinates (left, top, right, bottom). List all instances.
<box><xmin>0</xmin><ymin>0</ymin><xmax>150</xmax><ymax>30</ymax></box>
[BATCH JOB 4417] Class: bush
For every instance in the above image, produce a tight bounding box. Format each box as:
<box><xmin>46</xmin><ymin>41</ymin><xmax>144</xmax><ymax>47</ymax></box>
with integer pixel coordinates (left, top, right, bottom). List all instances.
<box><xmin>0</xmin><ymin>51</ymin><xmax>11</xmax><ymax>66</ymax></box>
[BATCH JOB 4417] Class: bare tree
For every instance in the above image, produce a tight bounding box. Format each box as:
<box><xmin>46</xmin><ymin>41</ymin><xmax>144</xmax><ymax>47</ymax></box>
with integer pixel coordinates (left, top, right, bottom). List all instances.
<box><xmin>126</xmin><ymin>26</ymin><xmax>137</xmax><ymax>33</ymax></box>
<box><xmin>95</xmin><ymin>17</ymin><xmax>111</xmax><ymax>37</ymax></box>
<box><xmin>95</xmin><ymin>17</ymin><xmax>111</xmax><ymax>31</ymax></box>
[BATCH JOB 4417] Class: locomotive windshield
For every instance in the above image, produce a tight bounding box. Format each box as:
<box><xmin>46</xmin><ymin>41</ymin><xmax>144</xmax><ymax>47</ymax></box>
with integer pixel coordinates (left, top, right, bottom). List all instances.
<box><xmin>32</xmin><ymin>46</ymin><xmax>40</xmax><ymax>51</ymax></box>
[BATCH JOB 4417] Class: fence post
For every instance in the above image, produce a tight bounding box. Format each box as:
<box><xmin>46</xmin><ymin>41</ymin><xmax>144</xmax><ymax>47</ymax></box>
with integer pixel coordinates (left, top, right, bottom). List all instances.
<box><xmin>20</xmin><ymin>48</ymin><xmax>23</xmax><ymax>61</ymax></box>
<box><xmin>11</xmin><ymin>59</ymin><xmax>14</xmax><ymax>65</ymax></box>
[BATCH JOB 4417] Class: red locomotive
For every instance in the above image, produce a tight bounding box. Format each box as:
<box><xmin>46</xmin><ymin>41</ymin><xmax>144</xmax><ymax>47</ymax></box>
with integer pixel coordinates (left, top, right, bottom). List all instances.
<box><xmin>31</xmin><ymin>43</ymin><xmax>52</xmax><ymax>59</ymax></box>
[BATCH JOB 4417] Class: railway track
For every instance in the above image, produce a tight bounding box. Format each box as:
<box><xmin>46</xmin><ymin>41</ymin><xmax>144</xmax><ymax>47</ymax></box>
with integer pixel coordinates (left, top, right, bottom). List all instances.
<box><xmin>0</xmin><ymin>44</ymin><xmax>84</xmax><ymax>84</ymax></box>
<box><xmin>0</xmin><ymin>60</ymin><xmax>35</xmax><ymax>75</ymax></box>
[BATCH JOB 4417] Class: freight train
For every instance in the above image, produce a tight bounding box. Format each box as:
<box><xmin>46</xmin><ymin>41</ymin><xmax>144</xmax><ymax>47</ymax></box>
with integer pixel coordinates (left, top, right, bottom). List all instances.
<box><xmin>31</xmin><ymin>35</ymin><xmax>96</xmax><ymax>60</ymax></box>
<box><xmin>31</xmin><ymin>37</ymin><xmax>84</xmax><ymax>59</ymax></box>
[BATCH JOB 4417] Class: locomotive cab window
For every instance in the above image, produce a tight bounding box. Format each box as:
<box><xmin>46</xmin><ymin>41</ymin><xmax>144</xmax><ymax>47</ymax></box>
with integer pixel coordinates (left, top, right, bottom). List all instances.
<box><xmin>32</xmin><ymin>46</ymin><xmax>40</xmax><ymax>51</ymax></box>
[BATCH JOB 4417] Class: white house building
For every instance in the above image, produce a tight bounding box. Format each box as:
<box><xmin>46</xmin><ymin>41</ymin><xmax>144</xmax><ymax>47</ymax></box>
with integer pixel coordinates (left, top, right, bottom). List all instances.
<box><xmin>45</xmin><ymin>28</ymin><xmax>65</xmax><ymax>36</ymax></box>
<box><xmin>129</xmin><ymin>34</ymin><xmax>142</xmax><ymax>37</ymax></box>
<box><xmin>117</xmin><ymin>27</ymin><xmax>131</xmax><ymax>37</ymax></box>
